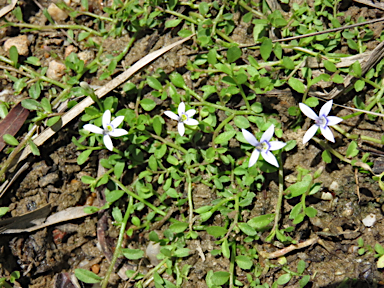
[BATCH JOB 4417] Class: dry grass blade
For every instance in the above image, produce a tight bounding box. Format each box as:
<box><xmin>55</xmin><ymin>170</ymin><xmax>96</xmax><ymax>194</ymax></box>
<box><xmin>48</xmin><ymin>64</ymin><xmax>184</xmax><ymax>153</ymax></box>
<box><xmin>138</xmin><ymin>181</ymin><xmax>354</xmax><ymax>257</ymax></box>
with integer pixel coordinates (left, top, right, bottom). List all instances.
<box><xmin>0</xmin><ymin>0</ymin><xmax>17</xmax><ymax>18</ymax></box>
<box><xmin>14</xmin><ymin>34</ymin><xmax>194</xmax><ymax>167</ymax></box>
<box><xmin>353</xmin><ymin>0</ymin><xmax>384</xmax><ymax>10</ymax></box>
<box><xmin>0</xmin><ymin>102</ymin><xmax>29</xmax><ymax>152</ymax></box>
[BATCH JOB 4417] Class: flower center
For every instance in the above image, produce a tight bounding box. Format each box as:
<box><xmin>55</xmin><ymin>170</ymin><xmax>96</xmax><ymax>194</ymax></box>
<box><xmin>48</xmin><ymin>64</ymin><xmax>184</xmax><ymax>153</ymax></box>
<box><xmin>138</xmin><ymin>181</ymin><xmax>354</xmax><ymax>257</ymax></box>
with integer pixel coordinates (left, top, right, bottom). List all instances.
<box><xmin>315</xmin><ymin>116</ymin><xmax>327</xmax><ymax>127</ymax></box>
<box><xmin>106</xmin><ymin>124</ymin><xmax>114</xmax><ymax>133</ymax></box>
<box><xmin>256</xmin><ymin>141</ymin><xmax>269</xmax><ymax>152</ymax></box>
<box><xmin>180</xmin><ymin>113</ymin><xmax>188</xmax><ymax>122</ymax></box>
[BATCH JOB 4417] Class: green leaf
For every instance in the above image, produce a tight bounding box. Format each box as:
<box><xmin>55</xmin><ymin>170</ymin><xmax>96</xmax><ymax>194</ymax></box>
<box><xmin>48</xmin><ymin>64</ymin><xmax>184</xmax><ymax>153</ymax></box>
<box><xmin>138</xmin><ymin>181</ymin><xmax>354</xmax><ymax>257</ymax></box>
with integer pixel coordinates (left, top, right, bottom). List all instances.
<box><xmin>153</xmin><ymin>115</ymin><xmax>163</xmax><ymax>136</ymax></box>
<box><xmin>0</xmin><ymin>102</ymin><xmax>8</xmax><ymax>119</ymax></box>
<box><xmin>375</xmin><ymin>243</ymin><xmax>384</xmax><ymax>255</ymax></box>
<box><xmin>288</xmin><ymin>78</ymin><xmax>306</xmax><ymax>93</ymax></box>
<box><xmin>227</xmin><ymin>46</ymin><xmax>242</xmax><ymax>63</ymax></box>
<box><xmin>25</xmin><ymin>56</ymin><xmax>41</xmax><ymax>66</ymax></box>
<box><xmin>277</xmin><ymin>273</ymin><xmax>291</xmax><ymax>285</ymax></box>
<box><xmin>300</xmin><ymin>275</ymin><xmax>311</xmax><ymax>287</ymax></box>
<box><xmin>21</xmin><ymin>99</ymin><xmax>40</xmax><ymax>110</ymax></box>
<box><xmin>247</xmin><ymin>213</ymin><xmax>274</xmax><ymax>230</ymax></box>
<box><xmin>351</xmin><ymin>60</ymin><xmax>362</xmax><ymax>77</ymax></box>
<box><xmin>322</xmin><ymin>150</ymin><xmax>332</xmax><ymax>163</ymax></box>
<box><xmin>174</xmin><ymin>248</ymin><xmax>190</xmax><ymax>257</ymax></box>
<box><xmin>165</xmin><ymin>18</ymin><xmax>182</xmax><ymax>28</ymax></box>
<box><xmin>170</xmin><ymin>72</ymin><xmax>185</xmax><ymax>88</ymax></box>
<box><xmin>323</xmin><ymin>60</ymin><xmax>337</xmax><ymax>72</ymax></box>
<box><xmin>234</xmin><ymin>116</ymin><xmax>250</xmax><ymax>129</ymax></box>
<box><xmin>260</xmin><ymin>38</ymin><xmax>272</xmax><ymax>61</ymax></box>
<box><xmin>148</xmin><ymin>155</ymin><xmax>158</xmax><ymax>171</ymax></box>
<box><xmin>29</xmin><ymin>82</ymin><xmax>41</xmax><ymax>100</ymax></box>
<box><xmin>297</xmin><ymin>260</ymin><xmax>306</xmax><ymax>274</ymax></box>
<box><xmin>205</xmin><ymin>226</ymin><xmax>227</xmax><ymax>238</ymax></box>
<box><xmin>198</xmin><ymin>1</ymin><xmax>209</xmax><ymax>15</ymax></box>
<box><xmin>354</xmin><ymin>79</ymin><xmax>365</xmax><ymax>92</ymax></box>
<box><xmin>304</xmin><ymin>206</ymin><xmax>317</xmax><ymax>217</ymax></box>
<box><xmin>122</xmin><ymin>248</ymin><xmax>144</xmax><ymax>260</ymax></box>
<box><xmin>282</xmin><ymin>56</ymin><xmax>294</xmax><ymax>69</ymax></box>
<box><xmin>0</xmin><ymin>207</ymin><xmax>9</xmax><ymax>218</ymax></box>
<box><xmin>28</xmin><ymin>139</ymin><xmax>40</xmax><ymax>156</ymax></box>
<box><xmin>114</xmin><ymin>161</ymin><xmax>125</xmax><ymax>179</ymax></box>
<box><xmin>222</xmin><ymin>239</ymin><xmax>230</xmax><ymax>258</ymax></box>
<box><xmin>235</xmin><ymin>255</ymin><xmax>253</xmax><ymax>270</ymax></box>
<box><xmin>77</xmin><ymin>150</ymin><xmax>92</xmax><ymax>165</ymax></box>
<box><xmin>167</xmin><ymin>154</ymin><xmax>179</xmax><ymax>165</ymax></box>
<box><xmin>211</xmin><ymin>271</ymin><xmax>230</xmax><ymax>285</ymax></box>
<box><xmin>147</xmin><ymin>76</ymin><xmax>163</xmax><ymax>91</ymax></box>
<box><xmin>285</xmin><ymin>174</ymin><xmax>312</xmax><ymax>198</ymax></box>
<box><xmin>346</xmin><ymin>141</ymin><xmax>359</xmax><ymax>158</ymax></box>
<box><xmin>304</xmin><ymin>97</ymin><xmax>319</xmax><ymax>107</ymax></box>
<box><xmin>238</xmin><ymin>222</ymin><xmax>256</xmax><ymax>236</ymax></box>
<box><xmin>3</xmin><ymin>134</ymin><xmax>19</xmax><ymax>146</ymax></box>
<box><xmin>169</xmin><ymin>222</ymin><xmax>188</xmax><ymax>233</ymax></box>
<box><xmin>105</xmin><ymin>190</ymin><xmax>124</xmax><ymax>203</ymax></box>
<box><xmin>140</xmin><ymin>99</ymin><xmax>156</xmax><ymax>111</ymax></box>
<box><xmin>74</xmin><ymin>269</ymin><xmax>102</xmax><ymax>284</ymax></box>
<box><xmin>9</xmin><ymin>46</ymin><xmax>18</xmax><ymax>66</ymax></box>
<box><xmin>214</xmin><ymin>130</ymin><xmax>236</xmax><ymax>144</ymax></box>
<box><xmin>47</xmin><ymin>116</ymin><xmax>61</xmax><ymax>127</ymax></box>
<box><xmin>207</xmin><ymin>49</ymin><xmax>217</xmax><ymax>65</ymax></box>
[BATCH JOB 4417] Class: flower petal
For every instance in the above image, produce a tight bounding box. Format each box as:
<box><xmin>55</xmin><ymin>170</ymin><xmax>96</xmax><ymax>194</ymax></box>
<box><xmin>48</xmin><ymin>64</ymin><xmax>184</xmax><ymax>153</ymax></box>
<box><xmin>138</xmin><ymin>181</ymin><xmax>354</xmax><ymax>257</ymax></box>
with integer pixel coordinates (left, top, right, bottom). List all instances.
<box><xmin>110</xmin><ymin>115</ymin><xmax>125</xmax><ymax>128</ymax></box>
<box><xmin>299</xmin><ymin>103</ymin><xmax>319</xmax><ymax>121</ymax></box>
<box><xmin>326</xmin><ymin>116</ymin><xmax>343</xmax><ymax>126</ymax></box>
<box><xmin>83</xmin><ymin>124</ymin><xmax>103</xmax><ymax>134</ymax></box>
<box><xmin>319</xmin><ymin>100</ymin><xmax>333</xmax><ymax>117</ymax></box>
<box><xmin>103</xmin><ymin>134</ymin><xmax>113</xmax><ymax>151</ymax></box>
<box><xmin>184</xmin><ymin>118</ymin><xmax>199</xmax><ymax>126</ymax></box>
<box><xmin>102</xmin><ymin>110</ymin><xmax>111</xmax><ymax>130</ymax></box>
<box><xmin>178</xmin><ymin>102</ymin><xmax>186</xmax><ymax>116</ymax></box>
<box><xmin>242</xmin><ymin>129</ymin><xmax>259</xmax><ymax>147</ymax></box>
<box><xmin>260</xmin><ymin>124</ymin><xmax>275</xmax><ymax>142</ymax></box>
<box><xmin>262</xmin><ymin>151</ymin><xmax>279</xmax><ymax>167</ymax></box>
<box><xmin>185</xmin><ymin>109</ymin><xmax>196</xmax><ymax>118</ymax></box>
<box><xmin>269</xmin><ymin>141</ymin><xmax>286</xmax><ymax>151</ymax></box>
<box><xmin>320</xmin><ymin>125</ymin><xmax>335</xmax><ymax>142</ymax></box>
<box><xmin>109</xmin><ymin>128</ymin><xmax>128</xmax><ymax>137</ymax></box>
<box><xmin>248</xmin><ymin>149</ymin><xmax>260</xmax><ymax>168</ymax></box>
<box><xmin>303</xmin><ymin>124</ymin><xmax>319</xmax><ymax>144</ymax></box>
<box><xmin>177</xmin><ymin>122</ymin><xmax>185</xmax><ymax>136</ymax></box>
<box><xmin>164</xmin><ymin>111</ymin><xmax>180</xmax><ymax>121</ymax></box>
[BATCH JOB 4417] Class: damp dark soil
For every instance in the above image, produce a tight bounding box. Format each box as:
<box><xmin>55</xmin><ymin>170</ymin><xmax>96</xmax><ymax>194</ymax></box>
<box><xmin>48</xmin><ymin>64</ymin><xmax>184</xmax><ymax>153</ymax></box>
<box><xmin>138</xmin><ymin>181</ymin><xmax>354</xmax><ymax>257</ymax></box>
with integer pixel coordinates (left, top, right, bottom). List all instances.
<box><xmin>0</xmin><ymin>0</ymin><xmax>384</xmax><ymax>287</ymax></box>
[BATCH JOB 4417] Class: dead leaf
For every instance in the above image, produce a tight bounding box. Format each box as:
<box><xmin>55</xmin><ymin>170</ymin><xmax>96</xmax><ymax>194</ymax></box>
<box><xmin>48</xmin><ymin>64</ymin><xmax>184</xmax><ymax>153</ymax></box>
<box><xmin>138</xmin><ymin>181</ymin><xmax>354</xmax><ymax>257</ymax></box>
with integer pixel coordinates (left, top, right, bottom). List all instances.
<box><xmin>0</xmin><ymin>102</ymin><xmax>29</xmax><ymax>152</ymax></box>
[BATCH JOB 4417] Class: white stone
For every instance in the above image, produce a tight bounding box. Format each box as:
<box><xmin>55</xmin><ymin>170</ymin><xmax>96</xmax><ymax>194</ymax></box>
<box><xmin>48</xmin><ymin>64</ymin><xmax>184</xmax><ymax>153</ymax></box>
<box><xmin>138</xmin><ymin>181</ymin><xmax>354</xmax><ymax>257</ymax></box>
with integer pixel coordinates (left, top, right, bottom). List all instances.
<box><xmin>362</xmin><ymin>213</ymin><xmax>376</xmax><ymax>227</ymax></box>
<box><xmin>329</xmin><ymin>181</ymin><xmax>339</xmax><ymax>192</ymax></box>
<box><xmin>47</xmin><ymin>3</ymin><xmax>68</xmax><ymax>22</ymax></box>
<box><xmin>46</xmin><ymin>60</ymin><xmax>66</xmax><ymax>81</ymax></box>
<box><xmin>4</xmin><ymin>35</ymin><xmax>29</xmax><ymax>56</ymax></box>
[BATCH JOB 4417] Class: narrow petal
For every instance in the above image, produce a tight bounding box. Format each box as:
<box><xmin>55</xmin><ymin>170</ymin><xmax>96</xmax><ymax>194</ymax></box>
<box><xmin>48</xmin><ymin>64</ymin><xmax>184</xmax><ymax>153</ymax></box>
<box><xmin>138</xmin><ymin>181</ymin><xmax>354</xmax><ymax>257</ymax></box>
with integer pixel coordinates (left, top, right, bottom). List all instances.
<box><xmin>109</xmin><ymin>128</ymin><xmax>128</xmax><ymax>137</ymax></box>
<box><xmin>299</xmin><ymin>103</ymin><xmax>319</xmax><ymax>121</ymax></box>
<box><xmin>319</xmin><ymin>100</ymin><xmax>333</xmax><ymax>117</ymax></box>
<box><xmin>303</xmin><ymin>124</ymin><xmax>319</xmax><ymax>144</ymax></box>
<box><xmin>177</xmin><ymin>122</ymin><xmax>185</xmax><ymax>136</ymax></box>
<box><xmin>242</xmin><ymin>129</ymin><xmax>259</xmax><ymax>147</ymax></box>
<box><xmin>326</xmin><ymin>116</ymin><xmax>343</xmax><ymax>126</ymax></box>
<box><xmin>184</xmin><ymin>118</ymin><xmax>199</xmax><ymax>126</ymax></box>
<box><xmin>110</xmin><ymin>115</ymin><xmax>125</xmax><ymax>128</ymax></box>
<box><xmin>262</xmin><ymin>151</ymin><xmax>279</xmax><ymax>167</ymax></box>
<box><xmin>249</xmin><ymin>149</ymin><xmax>260</xmax><ymax>168</ymax></box>
<box><xmin>102</xmin><ymin>110</ymin><xmax>111</xmax><ymax>130</ymax></box>
<box><xmin>269</xmin><ymin>141</ymin><xmax>286</xmax><ymax>151</ymax></box>
<box><xmin>164</xmin><ymin>111</ymin><xmax>180</xmax><ymax>121</ymax></box>
<box><xmin>83</xmin><ymin>124</ymin><xmax>103</xmax><ymax>134</ymax></box>
<box><xmin>178</xmin><ymin>102</ymin><xmax>186</xmax><ymax>116</ymax></box>
<box><xmin>260</xmin><ymin>124</ymin><xmax>275</xmax><ymax>142</ymax></box>
<box><xmin>103</xmin><ymin>135</ymin><xmax>113</xmax><ymax>151</ymax></box>
<box><xmin>185</xmin><ymin>109</ymin><xmax>196</xmax><ymax>118</ymax></box>
<box><xmin>320</xmin><ymin>126</ymin><xmax>335</xmax><ymax>142</ymax></box>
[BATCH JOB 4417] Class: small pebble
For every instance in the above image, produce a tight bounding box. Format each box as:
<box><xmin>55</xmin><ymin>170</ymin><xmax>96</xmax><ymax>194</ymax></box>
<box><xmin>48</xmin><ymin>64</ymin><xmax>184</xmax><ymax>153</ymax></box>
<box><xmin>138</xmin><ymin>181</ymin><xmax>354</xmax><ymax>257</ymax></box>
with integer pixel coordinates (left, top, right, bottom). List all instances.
<box><xmin>39</xmin><ymin>172</ymin><xmax>59</xmax><ymax>187</ymax></box>
<box><xmin>362</xmin><ymin>213</ymin><xmax>376</xmax><ymax>227</ymax></box>
<box><xmin>91</xmin><ymin>264</ymin><xmax>100</xmax><ymax>274</ymax></box>
<box><xmin>46</xmin><ymin>60</ymin><xmax>66</xmax><ymax>81</ymax></box>
<box><xmin>4</xmin><ymin>35</ymin><xmax>29</xmax><ymax>56</ymax></box>
<box><xmin>64</xmin><ymin>45</ymin><xmax>77</xmax><ymax>59</ymax></box>
<box><xmin>329</xmin><ymin>181</ymin><xmax>339</xmax><ymax>192</ymax></box>
<box><xmin>47</xmin><ymin>3</ymin><xmax>68</xmax><ymax>22</ymax></box>
<box><xmin>146</xmin><ymin>241</ymin><xmax>161</xmax><ymax>266</ymax></box>
<box><xmin>78</xmin><ymin>50</ymin><xmax>94</xmax><ymax>65</ymax></box>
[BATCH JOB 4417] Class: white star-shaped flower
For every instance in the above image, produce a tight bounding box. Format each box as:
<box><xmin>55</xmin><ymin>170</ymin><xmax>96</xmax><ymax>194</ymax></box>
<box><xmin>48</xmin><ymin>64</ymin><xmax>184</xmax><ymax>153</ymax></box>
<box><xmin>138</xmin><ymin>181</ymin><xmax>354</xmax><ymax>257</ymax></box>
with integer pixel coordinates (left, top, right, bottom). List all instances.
<box><xmin>242</xmin><ymin>125</ymin><xmax>286</xmax><ymax>168</ymax></box>
<box><xmin>83</xmin><ymin>110</ymin><xmax>128</xmax><ymax>151</ymax></box>
<box><xmin>299</xmin><ymin>100</ymin><xmax>343</xmax><ymax>144</ymax></box>
<box><xmin>164</xmin><ymin>102</ymin><xmax>199</xmax><ymax>136</ymax></box>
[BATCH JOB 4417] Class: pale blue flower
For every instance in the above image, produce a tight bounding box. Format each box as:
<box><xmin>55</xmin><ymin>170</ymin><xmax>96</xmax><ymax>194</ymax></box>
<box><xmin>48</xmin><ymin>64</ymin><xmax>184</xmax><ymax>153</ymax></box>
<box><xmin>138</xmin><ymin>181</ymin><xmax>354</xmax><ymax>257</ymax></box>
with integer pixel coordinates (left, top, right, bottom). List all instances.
<box><xmin>83</xmin><ymin>110</ymin><xmax>128</xmax><ymax>151</ymax></box>
<box><xmin>242</xmin><ymin>125</ymin><xmax>286</xmax><ymax>168</ymax></box>
<box><xmin>164</xmin><ymin>102</ymin><xmax>198</xmax><ymax>136</ymax></box>
<box><xmin>299</xmin><ymin>100</ymin><xmax>343</xmax><ymax>144</ymax></box>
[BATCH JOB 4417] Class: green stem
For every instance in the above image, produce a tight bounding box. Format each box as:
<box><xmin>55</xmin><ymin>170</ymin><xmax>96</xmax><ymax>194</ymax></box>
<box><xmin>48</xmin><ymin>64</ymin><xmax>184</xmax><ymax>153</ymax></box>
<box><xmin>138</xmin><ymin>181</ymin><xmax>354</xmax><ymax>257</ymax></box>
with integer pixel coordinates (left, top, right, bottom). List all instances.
<box><xmin>111</xmin><ymin>177</ymin><xmax>166</xmax><ymax>216</ymax></box>
<box><xmin>212</xmin><ymin>113</ymin><xmax>235</xmax><ymax>144</ymax></box>
<box><xmin>101</xmin><ymin>196</ymin><xmax>133</xmax><ymax>288</ymax></box>
<box><xmin>238</xmin><ymin>0</ymin><xmax>265</xmax><ymax>18</ymax></box>
<box><xmin>8</xmin><ymin>23</ymin><xmax>102</xmax><ymax>36</ymax></box>
<box><xmin>149</xmin><ymin>133</ymin><xmax>188</xmax><ymax>154</ymax></box>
